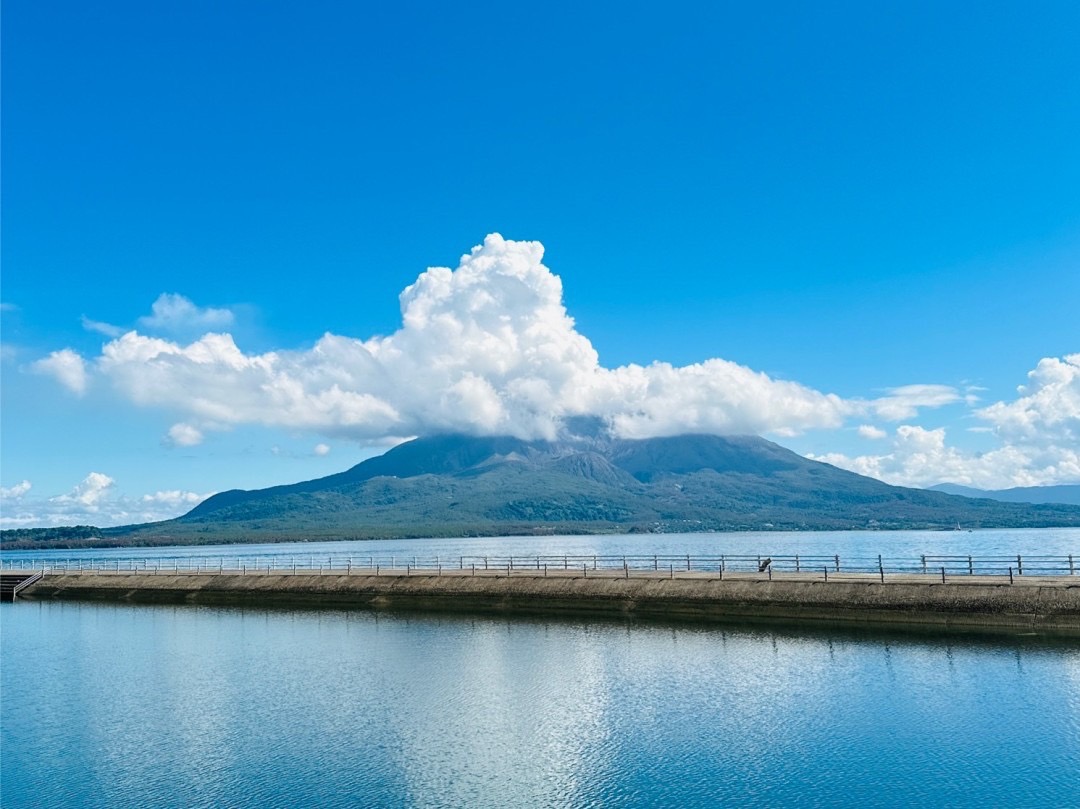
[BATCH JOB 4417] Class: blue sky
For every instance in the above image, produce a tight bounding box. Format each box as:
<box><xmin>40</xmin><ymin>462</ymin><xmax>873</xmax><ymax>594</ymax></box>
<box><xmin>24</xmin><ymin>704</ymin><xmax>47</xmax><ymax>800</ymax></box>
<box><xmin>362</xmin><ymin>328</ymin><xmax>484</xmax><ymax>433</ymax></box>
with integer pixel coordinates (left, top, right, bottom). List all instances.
<box><xmin>2</xmin><ymin>0</ymin><xmax>1078</xmax><ymax>527</ymax></box>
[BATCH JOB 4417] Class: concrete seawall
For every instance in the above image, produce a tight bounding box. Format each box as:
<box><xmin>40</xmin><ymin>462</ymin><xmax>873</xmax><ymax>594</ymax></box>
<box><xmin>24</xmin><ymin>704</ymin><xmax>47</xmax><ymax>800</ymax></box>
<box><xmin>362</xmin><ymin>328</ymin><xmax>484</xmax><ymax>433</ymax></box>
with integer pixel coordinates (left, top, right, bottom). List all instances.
<box><xmin>17</xmin><ymin>569</ymin><xmax>1080</xmax><ymax>635</ymax></box>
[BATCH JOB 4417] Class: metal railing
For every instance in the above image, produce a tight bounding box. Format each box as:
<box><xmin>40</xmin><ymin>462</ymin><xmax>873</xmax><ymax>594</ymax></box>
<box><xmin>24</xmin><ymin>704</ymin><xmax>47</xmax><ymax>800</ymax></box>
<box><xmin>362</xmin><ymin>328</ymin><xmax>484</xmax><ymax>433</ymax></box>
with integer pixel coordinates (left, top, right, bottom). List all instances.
<box><xmin>10</xmin><ymin>570</ymin><xmax>44</xmax><ymax>598</ymax></box>
<box><xmin>2</xmin><ymin>553</ymin><xmax>1076</xmax><ymax>581</ymax></box>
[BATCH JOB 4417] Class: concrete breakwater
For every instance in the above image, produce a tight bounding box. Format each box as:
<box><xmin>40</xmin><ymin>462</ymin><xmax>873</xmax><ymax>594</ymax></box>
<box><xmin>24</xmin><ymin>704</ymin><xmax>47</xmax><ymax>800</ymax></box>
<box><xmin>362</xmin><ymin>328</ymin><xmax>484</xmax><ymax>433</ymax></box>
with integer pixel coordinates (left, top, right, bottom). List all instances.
<box><xmin>16</xmin><ymin>568</ymin><xmax>1080</xmax><ymax>635</ymax></box>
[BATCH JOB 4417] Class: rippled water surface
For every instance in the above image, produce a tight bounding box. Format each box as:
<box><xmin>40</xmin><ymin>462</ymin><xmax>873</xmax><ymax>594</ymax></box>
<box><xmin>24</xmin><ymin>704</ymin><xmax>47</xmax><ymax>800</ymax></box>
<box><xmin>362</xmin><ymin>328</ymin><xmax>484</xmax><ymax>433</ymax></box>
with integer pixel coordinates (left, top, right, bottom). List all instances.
<box><xmin>3</xmin><ymin>600</ymin><xmax>1079</xmax><ymax>808</ymax></box>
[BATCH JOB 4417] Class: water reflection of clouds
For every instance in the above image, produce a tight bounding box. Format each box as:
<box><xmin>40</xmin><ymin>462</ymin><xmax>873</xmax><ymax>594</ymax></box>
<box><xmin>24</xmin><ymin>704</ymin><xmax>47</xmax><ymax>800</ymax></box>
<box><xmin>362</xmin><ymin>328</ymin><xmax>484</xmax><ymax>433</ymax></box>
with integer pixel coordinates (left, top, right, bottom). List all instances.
<box><xmin>590</xmin><ymin>627</ymin><xmax>845</xmax><ymax>803</ymax></box>
<box><xmin>374</xmin><ymin>618</ymin><xmax>615</xmax><ymax>808</ymax></box>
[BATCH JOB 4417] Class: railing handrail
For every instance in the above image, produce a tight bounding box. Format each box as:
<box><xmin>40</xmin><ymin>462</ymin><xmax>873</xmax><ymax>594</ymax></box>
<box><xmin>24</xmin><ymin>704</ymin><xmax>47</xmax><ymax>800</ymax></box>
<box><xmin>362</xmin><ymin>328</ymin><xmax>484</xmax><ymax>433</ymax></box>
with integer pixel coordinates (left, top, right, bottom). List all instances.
<box><xmin>11</xmin><ymin>570</ymin><xmax>44</xmax><ymax>598</ymax></box>
<box><xmin>2</xmin><ymin>552</ymin><xmax>1077</xmax><ymax>578</ymax></box>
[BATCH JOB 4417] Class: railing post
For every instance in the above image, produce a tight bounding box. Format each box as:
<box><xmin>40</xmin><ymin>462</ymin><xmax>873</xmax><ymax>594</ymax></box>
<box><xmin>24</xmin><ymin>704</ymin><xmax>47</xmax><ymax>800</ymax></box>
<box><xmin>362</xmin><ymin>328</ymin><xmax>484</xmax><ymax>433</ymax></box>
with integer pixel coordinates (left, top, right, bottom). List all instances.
<box><xmin>1017</xmin><ymin>555</ymin><xmax>1023</xmax><ymax>576</ymax></box>
<box><xmin>1070</xmin><ymin>555</ymin><xmax>1075</xmax><ymax>575</ymax></box>
<box><xmin>686</xmin><ymin>554</ymin><xmax>691</xmax><ymax>571</ymax></box>
<box><xmin>1009</xmin><ymin>567</ymin><xmax>1014</xmax><ymax>585</ymax></box>
<box><xmin>795</xmin><ymin>554</ymin><xmax>800</xmax><ymax>573</ymax></box>
<box><xmin>968</xmin><ymin>555</ymin><xmax>973</xmax><ymax>576</ymax></box>
<box><xmin>921</xmin><ymin>555</ymin><xmax>927</xmax><ymax>574</ymax></box>
<box><xmin>879</xmin><ymin>556</ymin><xmax>884</xmax><ymax>583</ymax></box>
<box><xmin>824</xmin><ymin>567</ymin><xmax>828</xmax><ymax>583</ymax></box>
<box><xmin>941</xmin><ymin>567</ymin><xmax>946</xmax><ymax>584</ymax></box>
<box><xmin>835</xmin><ymin>555</ymin><xmax>840</xmax><ymax>573</ymax></box>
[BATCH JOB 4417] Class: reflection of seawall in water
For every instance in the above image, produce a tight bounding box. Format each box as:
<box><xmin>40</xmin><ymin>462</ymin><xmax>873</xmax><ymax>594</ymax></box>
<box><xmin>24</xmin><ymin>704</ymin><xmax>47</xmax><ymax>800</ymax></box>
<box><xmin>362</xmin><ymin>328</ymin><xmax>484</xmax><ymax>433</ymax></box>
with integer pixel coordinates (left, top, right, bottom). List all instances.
<box><xmin>17</xmin><ymin>570</ymin><xmax>1080</xmax><ymax>636</ymax></box>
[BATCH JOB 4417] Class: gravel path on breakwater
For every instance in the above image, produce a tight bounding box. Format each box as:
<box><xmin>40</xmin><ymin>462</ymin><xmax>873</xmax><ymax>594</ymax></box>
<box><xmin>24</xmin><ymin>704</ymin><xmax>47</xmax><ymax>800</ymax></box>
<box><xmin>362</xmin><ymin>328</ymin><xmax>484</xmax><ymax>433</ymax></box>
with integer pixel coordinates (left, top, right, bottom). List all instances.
<box><xmin>14</xmin><ymin>568</ymin><xmax>1080</xmax><ymax>635</ymax></box>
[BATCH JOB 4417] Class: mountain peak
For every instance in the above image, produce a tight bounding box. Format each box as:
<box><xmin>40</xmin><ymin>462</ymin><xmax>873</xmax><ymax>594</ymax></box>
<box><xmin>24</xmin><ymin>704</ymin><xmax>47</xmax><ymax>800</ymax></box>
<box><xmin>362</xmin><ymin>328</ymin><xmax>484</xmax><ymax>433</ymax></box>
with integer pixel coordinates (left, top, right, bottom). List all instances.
<box><xmin>175</xmin><ymin>433</ymin><xmax>1080</xmax><ymax>538</ymax></box>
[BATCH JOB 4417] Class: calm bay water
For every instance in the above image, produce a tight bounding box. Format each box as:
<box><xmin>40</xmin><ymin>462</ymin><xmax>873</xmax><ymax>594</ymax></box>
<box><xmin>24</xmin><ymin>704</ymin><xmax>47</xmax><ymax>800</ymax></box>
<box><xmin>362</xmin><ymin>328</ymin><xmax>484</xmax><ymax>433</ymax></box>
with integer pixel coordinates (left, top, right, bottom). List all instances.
<box><xmin>3</xmin><ymin>601</ymin><xmax>1080</xmax><ymax>807</ymax></box>
<box><xmin>3</xmin><ymin>529</ymin><xmax>1080</xmax><ymax>807</ymax></box>
<box><xmin>5</xmin><ymin>527</ymin><xmax>1080</xmax><ymax>566</ymax></box>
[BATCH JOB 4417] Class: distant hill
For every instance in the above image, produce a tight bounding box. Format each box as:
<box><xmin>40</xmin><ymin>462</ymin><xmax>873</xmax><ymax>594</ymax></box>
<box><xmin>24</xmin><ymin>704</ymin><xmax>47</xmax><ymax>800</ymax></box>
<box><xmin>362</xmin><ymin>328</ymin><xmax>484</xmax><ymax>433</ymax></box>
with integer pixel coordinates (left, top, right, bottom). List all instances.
<box><xmin>929</xmin><ymin>483</ymin><xmax>1080</xmax><ymax>506</ymax></box>
<box><xmin>5</xmin><ymin>433</ymin><xmax>1080</xmax><ymax>549</ymax></box>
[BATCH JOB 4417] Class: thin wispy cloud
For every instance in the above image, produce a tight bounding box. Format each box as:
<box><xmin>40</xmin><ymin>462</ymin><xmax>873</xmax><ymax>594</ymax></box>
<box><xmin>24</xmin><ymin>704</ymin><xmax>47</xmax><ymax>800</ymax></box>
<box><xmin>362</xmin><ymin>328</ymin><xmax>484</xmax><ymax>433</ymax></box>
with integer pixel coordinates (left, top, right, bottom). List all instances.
<box><xmin>870</xmin><ymin>384</ymin><xmax>962</xmax><ymax>421</ymax></box>
<box><xmin>81</xmin><ymin>315</ymin><xmax>125</xmax><ymax>338</ymax></box>
<box><xmin>857</xmin><ymin>425</ymin><xmax>887</xmax><ymax>440</ymax></box>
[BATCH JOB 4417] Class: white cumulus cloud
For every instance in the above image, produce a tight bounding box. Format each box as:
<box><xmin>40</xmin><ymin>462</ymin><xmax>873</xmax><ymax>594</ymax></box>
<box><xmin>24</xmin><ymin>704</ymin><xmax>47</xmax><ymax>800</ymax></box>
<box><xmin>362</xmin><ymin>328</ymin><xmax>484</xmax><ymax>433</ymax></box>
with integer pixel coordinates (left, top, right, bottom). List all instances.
<box><xmin>976</xmin><ymin>353</ymin><xmax>1080</xmax><ymax>446</ymax></box>
<box><xmin>167</xmin><ymin>423</ymin><xmax>205</xmax><ymax>447</ymax></box>
<box><xmin>0</xmin><ymin>473</ymin><xmax>214</xmax><ymax>528</ymax></box>
<box><xmin>42</xmin><ymin>235</ymin><xmax>852</xmax><ymax>443</ymax></box>
<box><xmin>31</xmin><ymin>348</ymin><xmax>89</xmax><ymax>395</ymax></box>
<box><xmin>24</xmin><ymin>236</ymin><xmax>1079</xmax><ymax>488</ymax></box>
<box><xmin>1</xmin><ymin>480</ymin><xmax>32</xmax><ymax>499</ymax></box>
<box><xmin>140</xmin><ymin>490</ymin><xmax>210</xmax><ymax>508</ymax></box>
<box><xmin>813</xmin><ymin>423</ymin><xmax>1080</xmax><ymax>490</ymax></box>
<box><xmin>53</xmin><ymin>472</ymin><xmax>116</xmax><ymax>507</ymax></box>
<box><xmin>314</xmin><ymin>443</ymin><xmax>331</xmax><ymax>456</ymax></box>
<box><xmin>138</xmin><ymin>293</ymin><xmax>235</xmax><ymax>334</ymax></box>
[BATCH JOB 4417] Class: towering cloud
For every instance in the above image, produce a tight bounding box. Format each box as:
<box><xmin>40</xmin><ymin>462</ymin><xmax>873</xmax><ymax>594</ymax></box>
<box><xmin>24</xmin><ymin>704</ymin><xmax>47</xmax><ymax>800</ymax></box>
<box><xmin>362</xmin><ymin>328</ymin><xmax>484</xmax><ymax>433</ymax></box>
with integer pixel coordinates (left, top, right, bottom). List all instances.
<box><xmin>54</xmin><ymin>235</ymin><xmax>853</xmax><ymax>442</ymax></box>
<box><xmin>30</xmin><ymin>234</ymin><xmax>1071</xmax><ymax>491</ymax></box>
